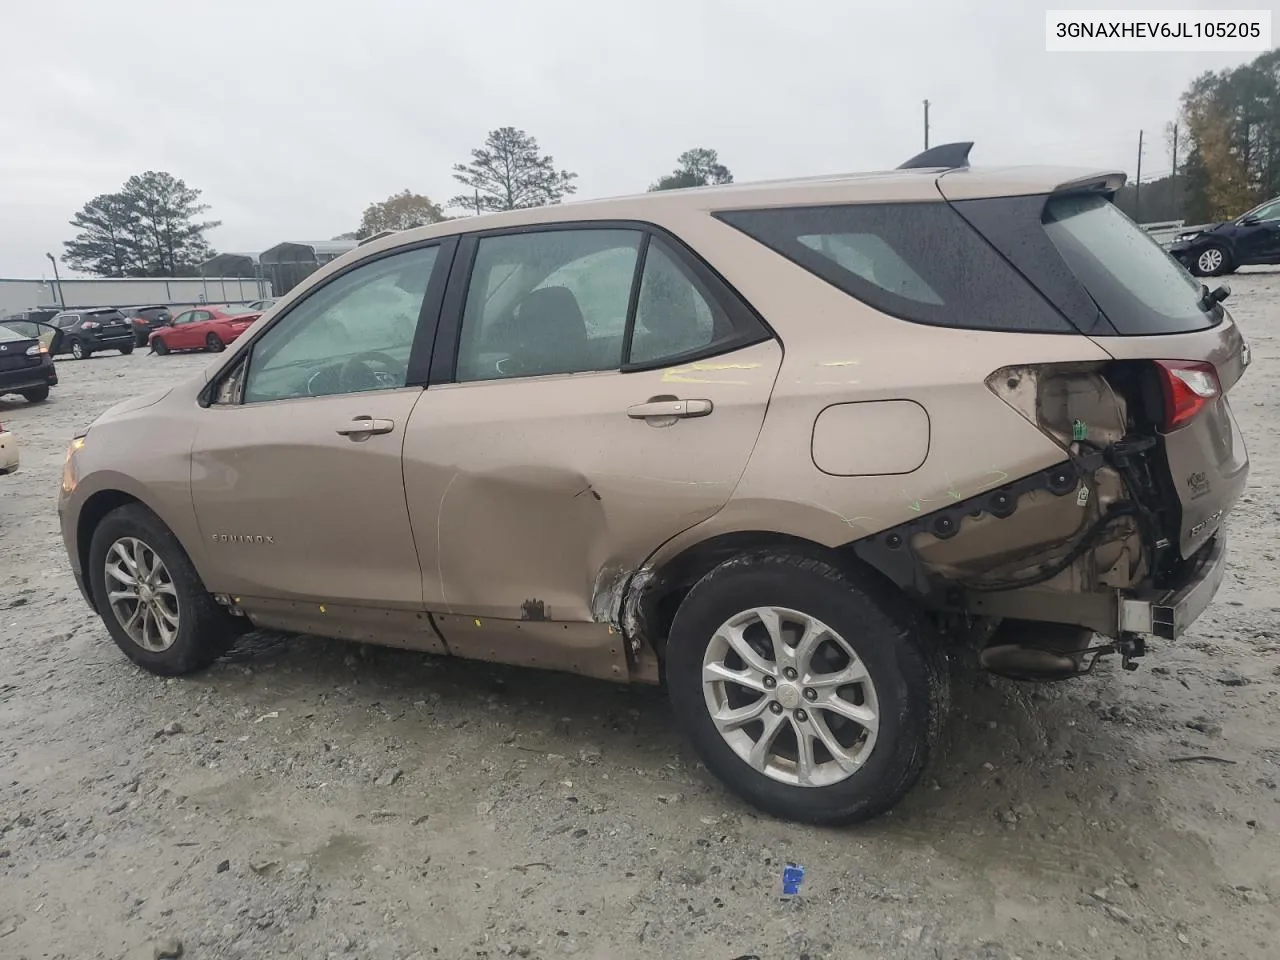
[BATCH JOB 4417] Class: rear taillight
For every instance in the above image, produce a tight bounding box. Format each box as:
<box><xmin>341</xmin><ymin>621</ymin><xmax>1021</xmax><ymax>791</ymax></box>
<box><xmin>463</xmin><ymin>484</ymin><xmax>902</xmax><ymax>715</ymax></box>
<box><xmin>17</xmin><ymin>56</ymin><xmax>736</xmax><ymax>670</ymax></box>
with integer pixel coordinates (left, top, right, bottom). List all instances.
<box><xmin>1154</xmin><ymin>360</ymin><xmax>1220</xmax><ymax>431</ymax></box>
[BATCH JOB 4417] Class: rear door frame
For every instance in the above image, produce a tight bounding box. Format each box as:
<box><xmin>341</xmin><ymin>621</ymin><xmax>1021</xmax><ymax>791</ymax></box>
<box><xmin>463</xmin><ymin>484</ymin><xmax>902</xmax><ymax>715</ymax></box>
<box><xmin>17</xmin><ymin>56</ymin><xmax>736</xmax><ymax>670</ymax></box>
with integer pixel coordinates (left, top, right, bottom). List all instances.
<box><xmin>424</xmin><ymin>218</ymin><xmax>775</xmax><ymax>387</ymax></box>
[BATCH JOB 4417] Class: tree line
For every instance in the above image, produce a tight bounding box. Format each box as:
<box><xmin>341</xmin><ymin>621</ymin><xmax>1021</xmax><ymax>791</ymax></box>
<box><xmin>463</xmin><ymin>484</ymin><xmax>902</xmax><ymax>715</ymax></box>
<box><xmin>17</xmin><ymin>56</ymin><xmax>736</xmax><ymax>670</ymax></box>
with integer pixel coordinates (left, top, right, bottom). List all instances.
<box><xmin>1115</xmin><ymin>49</ymin><xmax>1279</xmax><ymax>224</ymax></box>
<box><xmin>63</xmin><ymin>130</ymin><xmax>735</xmax><ymax>277</ymax></box>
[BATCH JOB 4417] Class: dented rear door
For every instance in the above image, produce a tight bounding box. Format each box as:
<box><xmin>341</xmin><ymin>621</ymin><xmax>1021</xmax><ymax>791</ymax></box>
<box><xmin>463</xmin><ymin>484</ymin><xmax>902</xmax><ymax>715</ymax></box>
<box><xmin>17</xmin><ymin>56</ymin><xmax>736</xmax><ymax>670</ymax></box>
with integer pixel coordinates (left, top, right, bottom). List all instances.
<box><xmin>403</xmin><ymin>226</ymin><xmax>780</xmax><ymax>625</ymax></box>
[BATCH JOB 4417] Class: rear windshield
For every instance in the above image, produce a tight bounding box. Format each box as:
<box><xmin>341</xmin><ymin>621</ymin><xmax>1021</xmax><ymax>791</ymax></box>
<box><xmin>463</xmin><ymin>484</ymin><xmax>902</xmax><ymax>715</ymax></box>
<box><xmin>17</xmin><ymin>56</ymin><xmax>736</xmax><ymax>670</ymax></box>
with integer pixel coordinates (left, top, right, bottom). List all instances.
<box><xmin>714</xmin><ymin>203</ymin><xmax>1074</xmax><ymax>333</ymax></box>
<box><xmin>0</xmin><ymin>323</ymin><xmax>31</xmax><ymax>342</ymax></box>
<box><xmin>1042</xmin><ymin>194</ymin><xmax>1216</xmax><ymax>335</ymax></box>
<box><xmin>87</xmin><ymin>309</ymin><xmax>127</xmax><ymax>320</ymax></box>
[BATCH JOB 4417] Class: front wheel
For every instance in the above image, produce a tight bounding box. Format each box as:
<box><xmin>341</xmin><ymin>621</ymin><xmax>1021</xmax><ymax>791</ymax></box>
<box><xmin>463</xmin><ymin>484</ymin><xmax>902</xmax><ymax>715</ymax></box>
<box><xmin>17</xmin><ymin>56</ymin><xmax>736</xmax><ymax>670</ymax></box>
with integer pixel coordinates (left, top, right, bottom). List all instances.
<box><xmin>88</xmin><ymin>504</ymin><xmax>242</xmax><ymax>675</ymax></box>
<box><xmin>205</xmin><ymin>333</ymin><xmax>225</xmax><ymax>352</ymax></box>
<box><xmin>119</xmin><ymin>343</ymin><xmax>134</xmax><ymax>356</ymax></box>
<box><xmin>151</xmin><ymin>338</ymin><xmax>169</xmax><ymax>356</ymax></box>
<box><xmin>665</xmin><ymin>552</ymin><xmax>947</xmax><ymax>825</ymax></box>
<box><xmin>1192</xmin><ymin>244</ymin><xmax>1233</xmax><ymax>277</ymax></box>
<box><xmin>21</xmin><ymin>386</ymin><xmax>50</xmax><ymax>403</ymax></box>
<box><xmin>70</xmin><ymin>339</ymin><xmax>90</xmax><ymax>360</ymax></box>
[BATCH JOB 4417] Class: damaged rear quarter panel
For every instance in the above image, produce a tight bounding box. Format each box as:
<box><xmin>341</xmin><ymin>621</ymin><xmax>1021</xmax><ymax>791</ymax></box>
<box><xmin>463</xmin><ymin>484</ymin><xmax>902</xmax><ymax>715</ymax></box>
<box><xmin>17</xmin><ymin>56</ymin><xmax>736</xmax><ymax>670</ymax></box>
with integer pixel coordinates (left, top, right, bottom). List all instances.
<box><xmin>629</xmin><ymin>222</ymin><xmax>1117</xmax><ymax>585</ymax></box>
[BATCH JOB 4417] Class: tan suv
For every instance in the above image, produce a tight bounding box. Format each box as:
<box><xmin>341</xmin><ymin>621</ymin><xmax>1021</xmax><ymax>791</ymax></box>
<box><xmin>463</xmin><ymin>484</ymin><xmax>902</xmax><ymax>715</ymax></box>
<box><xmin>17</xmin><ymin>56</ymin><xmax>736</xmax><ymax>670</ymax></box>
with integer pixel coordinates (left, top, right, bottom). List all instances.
<box><xmin>58</xmin><ymin>143</ymin><xmax>1250</xmax><ymax>824</ymax></box>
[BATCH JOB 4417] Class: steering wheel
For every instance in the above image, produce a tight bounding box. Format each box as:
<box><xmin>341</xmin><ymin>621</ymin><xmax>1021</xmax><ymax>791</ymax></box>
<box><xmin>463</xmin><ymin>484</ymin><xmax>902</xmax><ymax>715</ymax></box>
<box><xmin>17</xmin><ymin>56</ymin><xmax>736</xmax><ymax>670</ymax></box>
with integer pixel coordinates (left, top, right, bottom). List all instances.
<box><xmin>338</xmin><ymin>351</ymin><xmax>405</xmax><ymax>394</ymax></box>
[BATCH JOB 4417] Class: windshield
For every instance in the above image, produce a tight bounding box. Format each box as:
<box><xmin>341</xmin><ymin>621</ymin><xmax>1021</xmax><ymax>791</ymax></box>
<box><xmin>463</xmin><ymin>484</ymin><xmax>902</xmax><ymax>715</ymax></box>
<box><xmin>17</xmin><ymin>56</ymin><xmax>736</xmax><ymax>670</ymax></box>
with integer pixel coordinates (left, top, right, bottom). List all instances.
<box><xmin>1043</xmin><ymin>194</ymin><xmax>1217</xmax><ymax>335</ymax></box>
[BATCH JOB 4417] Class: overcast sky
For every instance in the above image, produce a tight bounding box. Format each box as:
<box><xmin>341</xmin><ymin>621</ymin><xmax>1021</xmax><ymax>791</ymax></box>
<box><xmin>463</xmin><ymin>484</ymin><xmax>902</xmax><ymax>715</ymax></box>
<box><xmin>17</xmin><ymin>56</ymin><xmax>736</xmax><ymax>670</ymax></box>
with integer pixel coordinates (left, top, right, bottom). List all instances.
<box><xmin>1</xmin><ymin>0</ymin><xmax>1273</xmax><ymax>277</ymax></box>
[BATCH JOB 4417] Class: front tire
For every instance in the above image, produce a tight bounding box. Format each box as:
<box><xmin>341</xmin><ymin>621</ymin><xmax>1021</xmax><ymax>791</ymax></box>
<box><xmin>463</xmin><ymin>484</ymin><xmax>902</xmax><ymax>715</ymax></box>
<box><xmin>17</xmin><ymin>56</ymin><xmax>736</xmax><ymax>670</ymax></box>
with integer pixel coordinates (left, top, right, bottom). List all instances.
<box><xmin>88</xmin><ymin>504</ymin><xmax>241</xmax><ymax>675</ymax></box>
<box><xmin>21</xmin><ymin>386</ymin><xmax>50</xmax><ymax>403</ymax></box>
<box><xmin>666</xmin><ymin>552</ymin><xmax>946</xmax><ymax>825</ymax></box>
<box><xmin>70</xmin><ymin>338</ymin><xmax>90</xmax><ymax>360</ymax></box>
<box><xmin>205</xmin><ymin>333</ymin><xmax>225</xmax><ymax>352</ymax></box>
<box><xmin>1192</xmin><ymin>244</ymin><xmax>1232</xmax><ymax>277</ymax></box>
<box><xmin>119</xmin><ymin>343</ymin><xmax>134</xmax><ymax>356</ymax></box>
<box><xmin>152</xmin><ymin>338</ymin><xmax>169</xmax><ymax>356</ymax></box>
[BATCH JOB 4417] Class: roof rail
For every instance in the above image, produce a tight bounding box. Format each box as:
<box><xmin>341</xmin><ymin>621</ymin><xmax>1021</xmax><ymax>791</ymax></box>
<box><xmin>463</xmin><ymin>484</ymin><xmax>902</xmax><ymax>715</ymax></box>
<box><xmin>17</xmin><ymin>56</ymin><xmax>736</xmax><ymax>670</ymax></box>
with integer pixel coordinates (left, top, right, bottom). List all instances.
<box><xmin>897</xmin><ymin>141</ymin><xmax>973</xmax><ymax>171</ymax></box>
<box><xmin>358</xmin><ymin>230</ymin><xmax>396</xmax><ymax>246</ymax></box>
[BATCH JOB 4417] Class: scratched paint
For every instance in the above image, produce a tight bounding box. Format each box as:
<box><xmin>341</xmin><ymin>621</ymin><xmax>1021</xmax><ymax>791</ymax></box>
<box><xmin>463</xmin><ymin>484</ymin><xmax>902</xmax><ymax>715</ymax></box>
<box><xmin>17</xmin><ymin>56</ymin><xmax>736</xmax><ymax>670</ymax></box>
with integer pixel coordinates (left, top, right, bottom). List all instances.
<box><xmin>660</xmin><ymin>359</ymin><xmax>762</xmax><ymax>385</ymax></box>
<box><xmin>817</xmin><ymin>360</ymin><xmax>861</xmax><ymax>367</ymax></box>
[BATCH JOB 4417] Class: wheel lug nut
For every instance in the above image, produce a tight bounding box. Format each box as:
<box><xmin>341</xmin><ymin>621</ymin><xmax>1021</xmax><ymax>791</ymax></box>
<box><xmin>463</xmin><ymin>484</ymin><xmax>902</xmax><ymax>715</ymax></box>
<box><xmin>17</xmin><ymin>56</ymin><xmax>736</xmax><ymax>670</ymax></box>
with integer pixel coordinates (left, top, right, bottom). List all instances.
<box><xmin>763</xmin><ymin>676</ymin><xmax>776</xmax><ymax>689</ymax></box>
<box><xmin>783</xmin><ymin>668</ymin><xmax>797</xmax><ymax>681</ymax></box>
<box><xmin>795</xmin><ymin>709</ymin><xmax>808</xmax><ymax>722</ymax></box>
<box><xmin>769</xmin><ymin>702</ymin><xmax>783</xmax><ymax>715</ymax></box>
<box><xmin>803</xmin><ymin>688</ymin><xmax>817</xmax><ymax>701</ymax></box>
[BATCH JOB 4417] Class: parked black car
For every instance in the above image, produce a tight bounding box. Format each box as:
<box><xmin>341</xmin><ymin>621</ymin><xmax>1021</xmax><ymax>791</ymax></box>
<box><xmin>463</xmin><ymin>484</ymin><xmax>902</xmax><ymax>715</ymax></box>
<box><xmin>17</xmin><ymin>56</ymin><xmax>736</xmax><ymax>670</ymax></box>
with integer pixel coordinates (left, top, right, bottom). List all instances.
<box><xmin>0</xmin><ymin>320</ymin><xmax>60</xmax><ymax>402</ymax></box>
<box><xmin>1169</xmin><ymin>195</ymin><xmax>1280</xmax><ymax>276</ymax></box>
<box><xmin>120</xmin><ymin>305</ymin><xmax>173</xmax><ymax>346</ymax></box>
<box><xmin>49</xmin><ymin>308</ymin><xmax>136</xmax><ymax>359</ymax></box>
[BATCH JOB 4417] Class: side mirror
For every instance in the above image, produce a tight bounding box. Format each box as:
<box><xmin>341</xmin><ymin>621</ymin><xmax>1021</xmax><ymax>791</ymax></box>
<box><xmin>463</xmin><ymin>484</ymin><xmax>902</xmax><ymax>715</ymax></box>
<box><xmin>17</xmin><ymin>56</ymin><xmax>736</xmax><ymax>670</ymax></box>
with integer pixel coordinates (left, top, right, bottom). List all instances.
<box><xmin>1241</xmin><ymin>215</ymin><xmax>1260</xmax><ymax>225</ymax></box>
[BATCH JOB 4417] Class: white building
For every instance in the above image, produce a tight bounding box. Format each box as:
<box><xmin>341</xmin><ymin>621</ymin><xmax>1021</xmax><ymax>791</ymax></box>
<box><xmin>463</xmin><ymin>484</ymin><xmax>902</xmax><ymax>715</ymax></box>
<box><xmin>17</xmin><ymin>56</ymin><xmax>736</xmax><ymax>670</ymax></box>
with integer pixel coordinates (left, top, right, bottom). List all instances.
<box><xmin>0</xmin><ymin>276</ymin><xmax>271</xmax><ymax>316</ymax></box>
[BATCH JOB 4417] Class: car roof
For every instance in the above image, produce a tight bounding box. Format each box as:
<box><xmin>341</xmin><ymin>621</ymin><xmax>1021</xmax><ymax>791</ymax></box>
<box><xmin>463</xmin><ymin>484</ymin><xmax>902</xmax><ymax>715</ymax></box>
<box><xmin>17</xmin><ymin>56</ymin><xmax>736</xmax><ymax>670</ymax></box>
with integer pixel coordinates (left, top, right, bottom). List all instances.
<box><xmin>354</xmin><ymin>162</ymin><xmax>1127</xmax><ymax>259</ymax></box>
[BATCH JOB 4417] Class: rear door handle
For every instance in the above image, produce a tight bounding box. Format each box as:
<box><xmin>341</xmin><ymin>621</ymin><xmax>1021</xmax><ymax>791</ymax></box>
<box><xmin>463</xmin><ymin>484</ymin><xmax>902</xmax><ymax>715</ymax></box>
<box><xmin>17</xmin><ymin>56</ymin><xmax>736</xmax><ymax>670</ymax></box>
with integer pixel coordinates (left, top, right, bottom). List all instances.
<box><xmin>336</xmin><ymin>416</ymin><xmax>395</xmax><ymax>438</ymax></box>
<box><xmin>627</xmin><ymin>399</ymin><xmax>713</xmax><ymax>419</ymax></box>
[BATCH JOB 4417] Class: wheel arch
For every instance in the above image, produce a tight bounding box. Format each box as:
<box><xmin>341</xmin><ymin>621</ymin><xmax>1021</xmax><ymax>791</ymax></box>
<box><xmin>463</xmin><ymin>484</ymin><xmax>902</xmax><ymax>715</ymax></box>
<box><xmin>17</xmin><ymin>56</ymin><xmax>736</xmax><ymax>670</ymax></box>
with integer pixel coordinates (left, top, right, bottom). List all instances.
<box><xmin>621</xmin><ymin>528</ymin><xmax>891</xmax><ymax>661</ymax></box>
<box><xmin>74</xmin><ymin>485</ymin><xmax>206</xmax><ymax>611</ymax></box>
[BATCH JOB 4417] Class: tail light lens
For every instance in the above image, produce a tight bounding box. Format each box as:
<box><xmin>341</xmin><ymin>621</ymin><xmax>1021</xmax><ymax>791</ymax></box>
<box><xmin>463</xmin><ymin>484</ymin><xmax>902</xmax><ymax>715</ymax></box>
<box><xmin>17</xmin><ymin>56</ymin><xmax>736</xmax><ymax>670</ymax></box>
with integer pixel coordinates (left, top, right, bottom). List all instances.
<box><xmin>25</xmin><ymin>344</ymin><xmax>44</xmax><ymax>356</ymax></box>
<box><xmin>1154</xmin><ymin>360</ymin><xmax>1220</xmax><ymax>431</ymax></box>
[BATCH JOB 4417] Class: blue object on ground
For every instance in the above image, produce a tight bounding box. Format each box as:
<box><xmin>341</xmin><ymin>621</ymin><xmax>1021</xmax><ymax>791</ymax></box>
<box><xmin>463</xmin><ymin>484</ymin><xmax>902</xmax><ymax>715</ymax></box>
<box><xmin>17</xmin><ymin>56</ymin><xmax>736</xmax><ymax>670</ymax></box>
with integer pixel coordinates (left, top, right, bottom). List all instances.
<box><xmin>781</xmin><ymin>863</ymin><xmax>805</xmax><ymax>895</ymax></box>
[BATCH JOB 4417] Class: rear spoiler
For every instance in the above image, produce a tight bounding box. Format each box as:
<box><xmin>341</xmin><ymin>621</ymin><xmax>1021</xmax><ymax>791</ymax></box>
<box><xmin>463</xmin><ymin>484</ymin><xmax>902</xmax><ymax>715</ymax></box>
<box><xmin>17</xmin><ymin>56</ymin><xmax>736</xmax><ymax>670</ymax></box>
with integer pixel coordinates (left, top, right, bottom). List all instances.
<box><xmin>1050</xmin><ymin>172</ymin><xmax>1127</xmax><ymax>198</ymax></box>
<box><xmin>898</xmin><ymin>141</ymin><xmax>973</xmax><ymax>171</ymax></box>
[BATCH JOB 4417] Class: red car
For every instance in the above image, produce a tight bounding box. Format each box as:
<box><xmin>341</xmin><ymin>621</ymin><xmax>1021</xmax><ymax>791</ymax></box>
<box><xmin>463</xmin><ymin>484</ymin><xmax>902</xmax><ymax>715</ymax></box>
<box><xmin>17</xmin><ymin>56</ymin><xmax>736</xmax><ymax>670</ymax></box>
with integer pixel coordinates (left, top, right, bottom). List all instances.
<box><xmin>149</xmin><ymin>306</ymin><xmax>261</xmax><ymax>355</ymax></box>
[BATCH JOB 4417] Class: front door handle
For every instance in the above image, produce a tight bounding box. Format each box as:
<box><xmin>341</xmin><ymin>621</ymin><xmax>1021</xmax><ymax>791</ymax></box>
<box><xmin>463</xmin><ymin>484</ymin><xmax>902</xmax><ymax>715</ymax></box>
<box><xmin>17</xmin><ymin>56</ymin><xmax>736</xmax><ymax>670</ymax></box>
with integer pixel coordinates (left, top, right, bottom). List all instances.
<box><xmin>627</xmin><ymin>398</ymin><xmax>713</xmax><ymax>420</ymax></box>
<box><xmin>336</xmin><ymin>416</ymin><xmax>395</xmax><ymax>438</ymax></box>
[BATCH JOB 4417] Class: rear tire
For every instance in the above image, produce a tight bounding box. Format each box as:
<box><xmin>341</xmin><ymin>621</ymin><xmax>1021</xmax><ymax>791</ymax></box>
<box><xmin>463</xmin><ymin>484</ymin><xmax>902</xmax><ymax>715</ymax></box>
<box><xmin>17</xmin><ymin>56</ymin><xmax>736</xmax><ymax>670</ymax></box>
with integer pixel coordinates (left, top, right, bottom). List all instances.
<box><xmin>70</xmin><ymin>338</ymin><xmax>90</xmax><ymax>360</ymax></box>
<box><xmin>205</xmin><ymin>333</ymin><xmax>225</xmax><ymax>352</ymax></box>
<box><xmin>119</xmin><ymin>344</ymin><xmax>134</xmax><ymax>356</ymax></box>
<box><xmin>1192</xmin><ymin>244</ymin><xmax>1232</xmax><ymax>277</ymax></box>
<box><xmin>152</xmin><ymin>338</ymin><xmax>169</xmax><ymax>356</ymax></box>
<box><xmin>665</xmin><ymin>552</ymin><xmax>947</xmax><ymax>825</ymax></box>
<box><xmin>21</xmin><ymin>386</ymin><xmax>50</xmax><ymax>403</ymax></box>
<box><xmin>88</xmin><ymin>504</ymin><xmax>242</xmax><ymax>676</ymax></box>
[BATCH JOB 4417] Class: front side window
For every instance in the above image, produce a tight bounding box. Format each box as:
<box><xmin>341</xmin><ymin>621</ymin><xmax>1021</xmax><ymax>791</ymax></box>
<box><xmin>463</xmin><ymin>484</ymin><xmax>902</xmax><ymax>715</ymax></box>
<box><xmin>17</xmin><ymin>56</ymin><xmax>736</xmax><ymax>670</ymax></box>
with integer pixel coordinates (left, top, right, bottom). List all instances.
<box><xmin>242</xmin><ymin>245</ymin><xmax>438</xmax><ymax>403</ymax></box>
<box><xmin>1243</xmin><ymin>199</ymin><xmax>1280</xmax><ymax>223</ymax></box>
<box><xmin>455</xmin><ymin>229</ymin><xmax>642</xmax><ymax>382</ymax></box>
<box><xmin>172</xmin><ymin>312</ymin><xmax>193</xmax><ymax>326</ymax></box>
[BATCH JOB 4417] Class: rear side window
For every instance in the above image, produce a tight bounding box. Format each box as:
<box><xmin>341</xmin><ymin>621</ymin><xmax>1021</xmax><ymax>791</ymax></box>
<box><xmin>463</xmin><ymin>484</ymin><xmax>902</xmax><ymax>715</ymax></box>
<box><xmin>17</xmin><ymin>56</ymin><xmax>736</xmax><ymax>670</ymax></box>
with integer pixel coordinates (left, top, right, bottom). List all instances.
<box><xmin>1041</xmin><ymin>194</ymin><xmax>1217</xmax><ymax>335</ymax></box>
<box><xmin>715</xmin><ymin>203</ymin><xmax>1074</xmax><ymax>333</ymax></box>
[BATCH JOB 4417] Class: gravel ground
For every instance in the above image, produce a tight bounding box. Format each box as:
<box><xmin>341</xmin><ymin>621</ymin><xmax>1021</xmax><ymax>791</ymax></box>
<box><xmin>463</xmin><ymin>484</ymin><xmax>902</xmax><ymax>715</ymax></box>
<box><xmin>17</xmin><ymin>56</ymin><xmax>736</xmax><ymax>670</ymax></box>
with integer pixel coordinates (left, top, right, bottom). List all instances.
<box><xmin>2</xmin><ymin>275</ymin><xmax>1278</xmax><ymax>960</ymax></box>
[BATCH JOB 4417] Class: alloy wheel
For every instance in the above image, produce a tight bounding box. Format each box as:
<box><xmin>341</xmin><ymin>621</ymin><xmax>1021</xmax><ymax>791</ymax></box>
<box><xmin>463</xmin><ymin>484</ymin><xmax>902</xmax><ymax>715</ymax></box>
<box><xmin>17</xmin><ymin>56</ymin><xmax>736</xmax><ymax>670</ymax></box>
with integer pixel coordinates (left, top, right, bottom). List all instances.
<box><xmin>1198</xmin><ymin>248</ymin><xmax>1224</xmax><ymax>273</ymax></box>
<box><xmin>701</xmin><ymin>606</ymin><xmax>879</xmax><ymax>787</ymax></box>
<box><xmin>104</xmin><ymin>536</ymin><xmax>181</xmax><ymax>652</ymax></box>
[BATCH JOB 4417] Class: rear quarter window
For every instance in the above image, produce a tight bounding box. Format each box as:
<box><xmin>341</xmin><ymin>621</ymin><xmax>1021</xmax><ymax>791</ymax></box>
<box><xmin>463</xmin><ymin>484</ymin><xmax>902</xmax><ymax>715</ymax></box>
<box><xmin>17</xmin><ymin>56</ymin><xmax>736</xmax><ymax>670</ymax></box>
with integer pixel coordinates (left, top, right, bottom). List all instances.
<box><xmin>714</xmin><ymin>202</ymin><xmax>1074</xmax><ymax>333</ymax></box>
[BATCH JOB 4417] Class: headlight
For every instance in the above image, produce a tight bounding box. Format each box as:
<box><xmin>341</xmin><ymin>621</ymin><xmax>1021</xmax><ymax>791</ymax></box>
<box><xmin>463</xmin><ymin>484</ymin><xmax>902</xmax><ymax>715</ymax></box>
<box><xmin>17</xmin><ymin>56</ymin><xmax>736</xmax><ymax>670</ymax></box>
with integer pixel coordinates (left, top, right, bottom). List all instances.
<box><xmin>1174</xmin><ymin>232</ymin><xmax>1200</xmax><ymax>242</ymax></box>
<box><xmin>61</xmin><ymin>435</ymin><xmax>86</xmax><ymax>493</ymax></box>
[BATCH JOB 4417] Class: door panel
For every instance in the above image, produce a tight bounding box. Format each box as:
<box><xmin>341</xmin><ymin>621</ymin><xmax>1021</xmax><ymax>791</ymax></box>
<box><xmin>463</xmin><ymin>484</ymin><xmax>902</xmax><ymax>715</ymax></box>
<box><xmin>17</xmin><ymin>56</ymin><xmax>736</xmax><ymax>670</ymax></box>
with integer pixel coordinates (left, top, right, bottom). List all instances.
<box><xmin>191</xmin><ymin>388</ymin><xmax>426</xmax><ymax>605</ymax></box>
<box><xmin>403</xmin><ymin>338</ymin><xmax>782</xmax><ymax>621</ymax></box>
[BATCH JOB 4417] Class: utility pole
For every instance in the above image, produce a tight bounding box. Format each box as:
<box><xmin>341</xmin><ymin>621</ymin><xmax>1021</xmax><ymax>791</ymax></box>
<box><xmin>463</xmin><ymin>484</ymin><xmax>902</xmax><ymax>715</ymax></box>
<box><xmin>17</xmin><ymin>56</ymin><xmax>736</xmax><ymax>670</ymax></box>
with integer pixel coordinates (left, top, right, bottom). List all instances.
<box><xmin>1135</xmin><ymin>130</ymin><xmax>1144</xmax><ymax>223</ymax></box>
<box><xmin>1170</xmin><ymin>122</ymin><xmax>1180</xmax><ymax>218</ymax></box>
<box><xmin>474</xmin><ymin>189</ymin><xmax>481</xmax><ymax>217</ymax></box>
<box><xmin>923</xmin><ymin>99</ymin><xmax>930</xmax><ymax>150</ymax></box>
<box><xmin>45</xmin><ymin>252</ymin><xmax>64</xmax><ymax>308</ymax></box>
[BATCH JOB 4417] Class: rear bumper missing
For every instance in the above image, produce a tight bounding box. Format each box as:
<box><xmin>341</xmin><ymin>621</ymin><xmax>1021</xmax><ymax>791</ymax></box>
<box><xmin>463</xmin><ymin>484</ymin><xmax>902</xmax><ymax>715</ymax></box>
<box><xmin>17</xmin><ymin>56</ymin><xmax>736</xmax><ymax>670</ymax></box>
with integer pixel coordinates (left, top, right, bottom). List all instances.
<box><xmin>1119</xmin><ymin>535</ymin><xmax>1227</xmax><ymax>640</ymax></box>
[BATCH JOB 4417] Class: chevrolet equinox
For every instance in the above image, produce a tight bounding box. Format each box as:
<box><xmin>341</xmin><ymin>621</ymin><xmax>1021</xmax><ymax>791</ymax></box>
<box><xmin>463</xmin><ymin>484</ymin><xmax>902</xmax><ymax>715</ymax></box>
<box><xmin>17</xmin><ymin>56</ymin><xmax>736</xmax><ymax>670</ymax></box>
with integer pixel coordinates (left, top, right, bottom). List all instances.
<box><xmin>59</xmin><ymin>143</ymin><xmax>1250</xmax><ymax>824</ymax></box>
